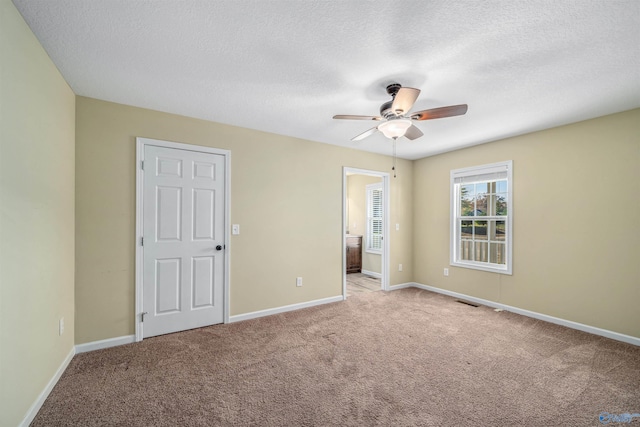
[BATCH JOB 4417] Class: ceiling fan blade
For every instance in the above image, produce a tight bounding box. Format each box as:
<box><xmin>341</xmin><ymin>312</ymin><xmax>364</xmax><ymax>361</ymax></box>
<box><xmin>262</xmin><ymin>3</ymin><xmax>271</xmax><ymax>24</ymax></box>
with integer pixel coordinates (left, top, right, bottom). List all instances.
<box><xmin>351</xmin><ymin>127</ymin><xmax>378</xmax><ymax>141</ymax></box>
<box><xmin>404</xmin><ymin>124</ymin><xmax>424</xmax><ymax>141</ymax></box>
<box><xmin>391</xmin><ymin>87</ymin><xmax>420</xmax><ymax>115</ymax></box>
<box><xmin>333</xmin><ymin>115</ymin><xmax>382</xmax><ymax>121</ymax></box>
<box><xmin>411</xmin><ymin>104</ymin><xmax>468</xmax><ymax>121</ymax></box>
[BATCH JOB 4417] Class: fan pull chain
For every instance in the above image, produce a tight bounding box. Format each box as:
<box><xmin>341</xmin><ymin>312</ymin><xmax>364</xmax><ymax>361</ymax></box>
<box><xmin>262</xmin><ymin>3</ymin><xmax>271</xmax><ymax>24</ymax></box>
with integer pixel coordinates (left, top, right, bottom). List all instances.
<box><xmin>392</xmin><ymin>137</ymin><xmax>397</xmax><ymax>178</ymax></box>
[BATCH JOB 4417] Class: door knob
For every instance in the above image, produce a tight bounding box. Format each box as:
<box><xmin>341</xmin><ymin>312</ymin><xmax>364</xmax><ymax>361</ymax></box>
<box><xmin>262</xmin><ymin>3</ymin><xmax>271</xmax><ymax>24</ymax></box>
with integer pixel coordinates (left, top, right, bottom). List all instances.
<box><xmin>216</xmin><ymin>245</ymin><xmax>223</xmax><ymax>251</ymax></box>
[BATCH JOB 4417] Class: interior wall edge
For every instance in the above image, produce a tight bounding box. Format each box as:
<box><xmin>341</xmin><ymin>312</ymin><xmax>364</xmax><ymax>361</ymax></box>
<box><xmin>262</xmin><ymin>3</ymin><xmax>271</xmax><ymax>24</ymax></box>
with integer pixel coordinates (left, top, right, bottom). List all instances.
<box><xmin>17</xmin><ymin>347</ymin><xmax>75</xmax><ymax>427</ymax></box>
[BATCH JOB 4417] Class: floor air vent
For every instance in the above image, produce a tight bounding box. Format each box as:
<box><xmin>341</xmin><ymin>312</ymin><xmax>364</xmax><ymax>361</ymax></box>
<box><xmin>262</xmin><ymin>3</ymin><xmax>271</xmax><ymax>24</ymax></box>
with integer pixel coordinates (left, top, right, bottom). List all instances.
<box><xmin>456</xmin><ymin>300</ymin><xmax>479</xmax><ymax>307</ymax></box>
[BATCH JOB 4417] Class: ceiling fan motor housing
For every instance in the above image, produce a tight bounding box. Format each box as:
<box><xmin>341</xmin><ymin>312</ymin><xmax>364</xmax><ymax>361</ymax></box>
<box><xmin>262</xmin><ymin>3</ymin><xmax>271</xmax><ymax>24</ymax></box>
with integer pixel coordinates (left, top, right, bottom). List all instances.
<box><xmin>380</xmin><ymin>100</ymin><xmax>395</xmax><ymax>118</ymax></box>
<box><xmin>380</xmin><ymin>83</ymin><xmax>403</xmax><ymax>118</ymax></box>
<box><xmin>386</xmin><ymin>83</ymin><xmax>402</xmax><ymax>96</ymax></box>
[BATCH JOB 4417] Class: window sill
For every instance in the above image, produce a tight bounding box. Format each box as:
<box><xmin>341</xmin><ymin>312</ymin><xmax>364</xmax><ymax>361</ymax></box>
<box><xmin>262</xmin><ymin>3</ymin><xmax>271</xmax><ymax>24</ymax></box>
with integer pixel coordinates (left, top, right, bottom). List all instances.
<box><xmin>451</xmin><ymin>260</ymin><xmax>512</xmax><ymax>275</ymax></box>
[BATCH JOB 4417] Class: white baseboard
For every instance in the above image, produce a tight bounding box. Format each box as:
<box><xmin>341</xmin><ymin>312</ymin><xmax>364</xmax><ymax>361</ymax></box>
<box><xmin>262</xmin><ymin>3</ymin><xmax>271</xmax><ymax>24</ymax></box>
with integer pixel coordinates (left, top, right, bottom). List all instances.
<box><xmin>20</xmin><ymin>346</ymin><xmax>75</xmax><ymax>427</ymax></box>
<box><xmin>361</xmin><ymin>269</ymin><xmax>382</xmax><ymax>279</ymax></box>
<box><xmin>229</xmin><ymin>295</ymin><xmax>343</xmax><ymax>323</ymax></box>
<box><xmin>391</xmin><ymin>282</ymin><xmax>640</xmax><ymax>347</ymax></box>
<box><xmin>389</xmin><ymin>282</ymin><xmax>414</xmax><ymax>291</ymax></box>
<box><xmin>75</xmin><ymin>335</ymin><xmax>136</xmax><ymax>354</ymax></box>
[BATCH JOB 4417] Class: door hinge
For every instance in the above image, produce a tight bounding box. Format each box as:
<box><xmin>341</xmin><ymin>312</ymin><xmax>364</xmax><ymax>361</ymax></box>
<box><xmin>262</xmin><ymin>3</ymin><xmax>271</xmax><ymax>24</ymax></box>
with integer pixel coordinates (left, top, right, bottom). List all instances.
<box><xmin>141</xmin><ymin>160</ymin><xmax>144</xmax><ymax>170</ymax></box>
<box><xmin>141</xmin><ymin>312</ymin><xmax>148</xmax><ymax>322</ymax></box>
<box><xmin>141</xmin><ymin>236</ymin><xmax>144</xmax><ymax>246</ymax></box>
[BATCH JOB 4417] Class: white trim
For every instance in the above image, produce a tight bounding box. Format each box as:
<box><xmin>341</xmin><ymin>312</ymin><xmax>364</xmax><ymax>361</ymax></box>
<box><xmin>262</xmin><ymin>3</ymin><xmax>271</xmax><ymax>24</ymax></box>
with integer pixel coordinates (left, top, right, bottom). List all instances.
<box><xmin>360</xmin><ymin>269</ymin><xmax>382</xmax><ymax>279</ymax></box>
<box><xmin>135</xmin><ymin>139</ymin><xmax>143</xmax><ymax>341</ymax></box>
<box><xmin>229</xmin><ymin>295</ymin><xmax>343</xmax><ymax>323</ymax></box>
<box><xmin>388</xmin><ymin>282</ymin><xmax>415</xmax><ymax>291</ymax></box>
<box><xmin>390</xmin><ymin>282</ymin><xmax>640</xmax><ymax>347</ymax></box>
<box><xmin>343</xmin><ymin>167</ymin><xmax>390</xmax><ymax>298</ymax></box>
<box><xmin>75</xmin><ymin>335</ymin><xmax>136</xmax><ymax>354</ymax></box>
<box><xmin>19</xmin><ymin>347</ymin><xmax>75</xmax><ymax>427</ymax></box>
<box><xmin>135</xmin><ymin>137</ymin><xmax>231</xmax><ymax>342</ymax></box>
<box><xmin>223</xmin><ymin>152</ymin><xmax>232</xmax><ymax>324</ymax></box>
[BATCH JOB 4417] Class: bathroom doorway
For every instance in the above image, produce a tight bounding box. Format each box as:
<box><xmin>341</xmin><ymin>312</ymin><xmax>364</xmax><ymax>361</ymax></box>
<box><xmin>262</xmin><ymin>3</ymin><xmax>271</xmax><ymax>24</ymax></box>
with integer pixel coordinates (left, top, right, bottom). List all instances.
<box><xmin>342</xmin><ymin>167</ymin><xmax>389</xmax><ymax>298</ymax></box>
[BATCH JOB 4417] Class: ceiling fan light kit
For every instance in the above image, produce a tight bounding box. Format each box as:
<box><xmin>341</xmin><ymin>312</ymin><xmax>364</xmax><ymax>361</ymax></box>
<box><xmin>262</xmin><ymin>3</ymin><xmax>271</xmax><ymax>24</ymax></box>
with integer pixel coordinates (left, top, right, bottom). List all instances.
<box><xmin>378</xmin><ymin>118</ymin><xmax>412</xmax><ymax>138</ymax></box>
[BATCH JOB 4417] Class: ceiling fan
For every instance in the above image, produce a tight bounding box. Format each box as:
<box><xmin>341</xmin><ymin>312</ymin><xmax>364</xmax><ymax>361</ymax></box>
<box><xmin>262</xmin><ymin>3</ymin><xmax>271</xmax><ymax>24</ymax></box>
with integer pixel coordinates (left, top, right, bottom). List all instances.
<box><xmin>333</xmin><ymin>83</ymin><xmax>468</xmax><ymax>141</ymax></box>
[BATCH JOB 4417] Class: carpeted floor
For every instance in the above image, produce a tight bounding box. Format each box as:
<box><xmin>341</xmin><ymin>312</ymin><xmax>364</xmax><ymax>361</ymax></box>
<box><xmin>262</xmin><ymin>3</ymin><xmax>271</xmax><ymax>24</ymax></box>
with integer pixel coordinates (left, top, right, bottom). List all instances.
<box><xmin>33</xmin><ymin>288</ymin><xmax>640</xmax><ymax>426</ymax></box>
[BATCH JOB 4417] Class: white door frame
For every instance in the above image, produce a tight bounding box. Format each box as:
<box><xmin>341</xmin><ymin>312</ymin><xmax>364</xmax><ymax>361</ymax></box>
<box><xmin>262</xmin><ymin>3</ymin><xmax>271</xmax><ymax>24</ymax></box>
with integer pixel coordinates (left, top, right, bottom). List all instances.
<box><xmin>342</xmin><ymin>167</ymin><xmax>390</xmax><ymax>298</ymax></box>
<box><xmin>135</xmin><ymin>137</ymin><xmax>231</xmax><ymax>342</ymax></box>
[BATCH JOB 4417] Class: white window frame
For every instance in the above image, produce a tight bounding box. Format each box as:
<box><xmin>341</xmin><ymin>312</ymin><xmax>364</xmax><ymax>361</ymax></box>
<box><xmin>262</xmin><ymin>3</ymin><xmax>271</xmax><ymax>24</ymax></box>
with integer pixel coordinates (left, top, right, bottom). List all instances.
<box><xmin>450</xmin><ymin>160</ymin><xmax>513</xmax><ymax>275</ymax></box>
<box><xmin>366</xmin><ymin>182</ymin><xmax>383</xmax><ymax>254</ymax></box>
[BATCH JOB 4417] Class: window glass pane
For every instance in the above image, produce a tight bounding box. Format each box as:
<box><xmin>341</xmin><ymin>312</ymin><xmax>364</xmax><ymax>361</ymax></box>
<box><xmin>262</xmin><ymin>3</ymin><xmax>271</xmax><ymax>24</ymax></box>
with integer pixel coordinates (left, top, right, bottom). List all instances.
<box><xmin>496</xmin><ymin>193</ymin><xmax>508</xmax><ymax>216</ymax></box>
<box><xmin>474</xmin><ymin>220</ymin><xmax>488</xmax><ymax>240</ymax></box>
<box><xmin>460</xmin><ymin>220</ymin><xmax>473</xmax><ymax>238</ymax></box>
<box><xmin>474</xmin><ymin>242</ymin><xmax>488</xmax><ymax>262</ymax></box>
<box><xmin>490</xmin><ymin>243</ymin><xmax>506</xmax><ymax>264</ymax></box>
<box><xmin>487</xmin><ymin>181</ymin><xmax>497</xmax><ymax>194</ymax></box>
<box><xmin>492</xmin><ymin>220</ymin><xmax>506</xmax><ymax>241</ymax></box>
<box><xmin>496</xmin><ymin>180</ymin><xmax>507</xmax><ymax>193</ymax></box>
<box><xmin>461</xmin><ymin>184</ymin><xmax>475</xmax><ymax>197</ymax></box>
<box><xmin>487</xmin><ymin>194</ymin><xmax>496</xmax><ymax>216</ymax></box>
<box><xmin>475</xmin><ymin>182</ymin><xmax>487</xmax><ymax>194</ymax></box>
<box><xmin>461</xmin><ymin>193</ymin><xmax>474</xmax><ymax>216</ymax></box>
<box><xmin>460</xmin><ymin>184</ymin><xmax>474</xmax><ymax>216</ymax></box>
<box><xmin>475</xmin><ymin>194</ymin><xmax>487</xmax><ymax>216</ymax></box>
<box><xmin>460</xmin><ymin>240</ymin><xmax>473</xmax><ymax>261</ymax></box>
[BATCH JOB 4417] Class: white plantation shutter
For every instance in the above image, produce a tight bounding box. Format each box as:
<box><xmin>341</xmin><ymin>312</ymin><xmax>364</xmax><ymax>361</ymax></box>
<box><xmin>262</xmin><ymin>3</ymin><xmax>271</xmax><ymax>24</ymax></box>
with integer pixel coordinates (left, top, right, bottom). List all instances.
<box><xmin>367</xmin><ymin>183</ymin><xmax>383</xmax><ymax>252</ymax></box>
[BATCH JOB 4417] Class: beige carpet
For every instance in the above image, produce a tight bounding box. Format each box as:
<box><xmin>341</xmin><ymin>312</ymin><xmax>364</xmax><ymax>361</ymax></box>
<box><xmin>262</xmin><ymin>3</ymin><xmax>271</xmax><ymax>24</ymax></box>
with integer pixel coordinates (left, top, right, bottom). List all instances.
<box><xmin>33</xmin><ymin>288</ymin><xmax>640</xmax><ymax>426</ymax></box>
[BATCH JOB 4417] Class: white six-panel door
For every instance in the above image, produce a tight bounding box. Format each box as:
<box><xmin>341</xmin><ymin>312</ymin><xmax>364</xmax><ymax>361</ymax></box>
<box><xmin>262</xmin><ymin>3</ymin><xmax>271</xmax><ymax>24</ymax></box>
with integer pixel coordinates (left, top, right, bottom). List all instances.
<box><xmin>142</xmin><ymin>144</ymin><xmax>225</xmax><ymax>338</ymax></box>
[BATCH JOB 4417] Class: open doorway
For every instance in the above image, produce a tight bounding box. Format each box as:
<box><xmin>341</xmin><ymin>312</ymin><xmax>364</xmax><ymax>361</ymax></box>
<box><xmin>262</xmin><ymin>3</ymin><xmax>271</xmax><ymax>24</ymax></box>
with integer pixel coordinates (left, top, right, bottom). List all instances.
<box><xmin>343</xmin><ymin>167</ymin><xmax>390</xmax><ymax>299</ymax></box>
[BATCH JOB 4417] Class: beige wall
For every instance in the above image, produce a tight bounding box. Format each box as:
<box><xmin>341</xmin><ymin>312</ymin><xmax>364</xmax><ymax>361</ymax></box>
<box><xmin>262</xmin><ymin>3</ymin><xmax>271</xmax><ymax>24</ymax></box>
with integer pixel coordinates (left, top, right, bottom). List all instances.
<box><xmin>75</xmin><ymin>97</ymin><xmax>414</xmax><ymax>344</ymax></box>
<box><xmin>3</xmin><ymin>2</ymin><xmax>637</xmax><ymax>421</ymax></box>
<box><xmin>347</xmin><ymin>174</ymin><xmax>382</xmax><ymax>274</ymax></box>
<box><xmin>0</xmin><ymin>1</ymin><xmax>76</xmax><ymax>425</ymax></box>
<box><xmin>413</xmin><ymin>109</ymin><xmax>640</xmax><ymax>338</ymax></box>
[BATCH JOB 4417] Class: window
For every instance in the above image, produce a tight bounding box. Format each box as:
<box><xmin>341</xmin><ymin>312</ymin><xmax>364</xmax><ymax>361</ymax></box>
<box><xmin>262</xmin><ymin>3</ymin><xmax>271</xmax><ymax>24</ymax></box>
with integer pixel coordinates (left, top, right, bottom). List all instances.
<box><xmin>451</xmin><ymin>161</ymin><xmax>512</xmax><ymax>274</ymax></box>
<box><xmin>366</xmin><ymin>182</ymin><xmax>383</xmax><ymax>253</ymax></box>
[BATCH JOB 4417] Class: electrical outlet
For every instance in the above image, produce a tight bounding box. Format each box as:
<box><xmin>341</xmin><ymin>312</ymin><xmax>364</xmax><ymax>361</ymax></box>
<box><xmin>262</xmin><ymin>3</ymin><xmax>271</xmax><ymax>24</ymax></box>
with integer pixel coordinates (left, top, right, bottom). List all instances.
<box><xmin>232</xmin><ymin>224</ymin><xmax>240</xmax><ymax>235</ymax></box>
<box><xmin>396</xmin><ymin>223</ymin><xmax>400</xmax><ymax>231</ymax></box>
<box><xmin>444</xmin><ymin>268</ymin><xmax>449</xmax><ymax>277</ymax></box>
<box><xmin>59</xmin><ymin>318</ymin><xmax>64</xmax><ymax>335</ymax></box>
<box><xmin>398</xmin><ymin>263</ymin><xmax>403</xmax><ymax>272</ymax></box>
<box><xmin>296</xmin><ymin>277</ymin><xmax>302</xmax><ymax>287</ymax></box>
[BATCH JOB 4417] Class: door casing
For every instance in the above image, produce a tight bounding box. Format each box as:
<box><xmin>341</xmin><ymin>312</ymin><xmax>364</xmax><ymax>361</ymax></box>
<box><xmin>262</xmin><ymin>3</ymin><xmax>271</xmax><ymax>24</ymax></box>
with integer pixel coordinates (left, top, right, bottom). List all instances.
<box><xmin>135</xmin><ymin>137</ymin><xmax>231</xmax><ymax>342</ymax></box>
<box><xmin>342</xmin><ymin>167</ymin><xmax>390</xmax><ymax>298</ymax></box>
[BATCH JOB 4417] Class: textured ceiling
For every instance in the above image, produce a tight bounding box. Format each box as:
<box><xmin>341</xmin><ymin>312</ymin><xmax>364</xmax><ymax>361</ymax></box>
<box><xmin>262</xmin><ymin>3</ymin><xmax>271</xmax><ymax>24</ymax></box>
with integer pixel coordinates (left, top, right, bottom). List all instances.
<box><xmin>12</xmin><ymin>0</ymin><xmax>640</xmax><ymax>160</ymax></box>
